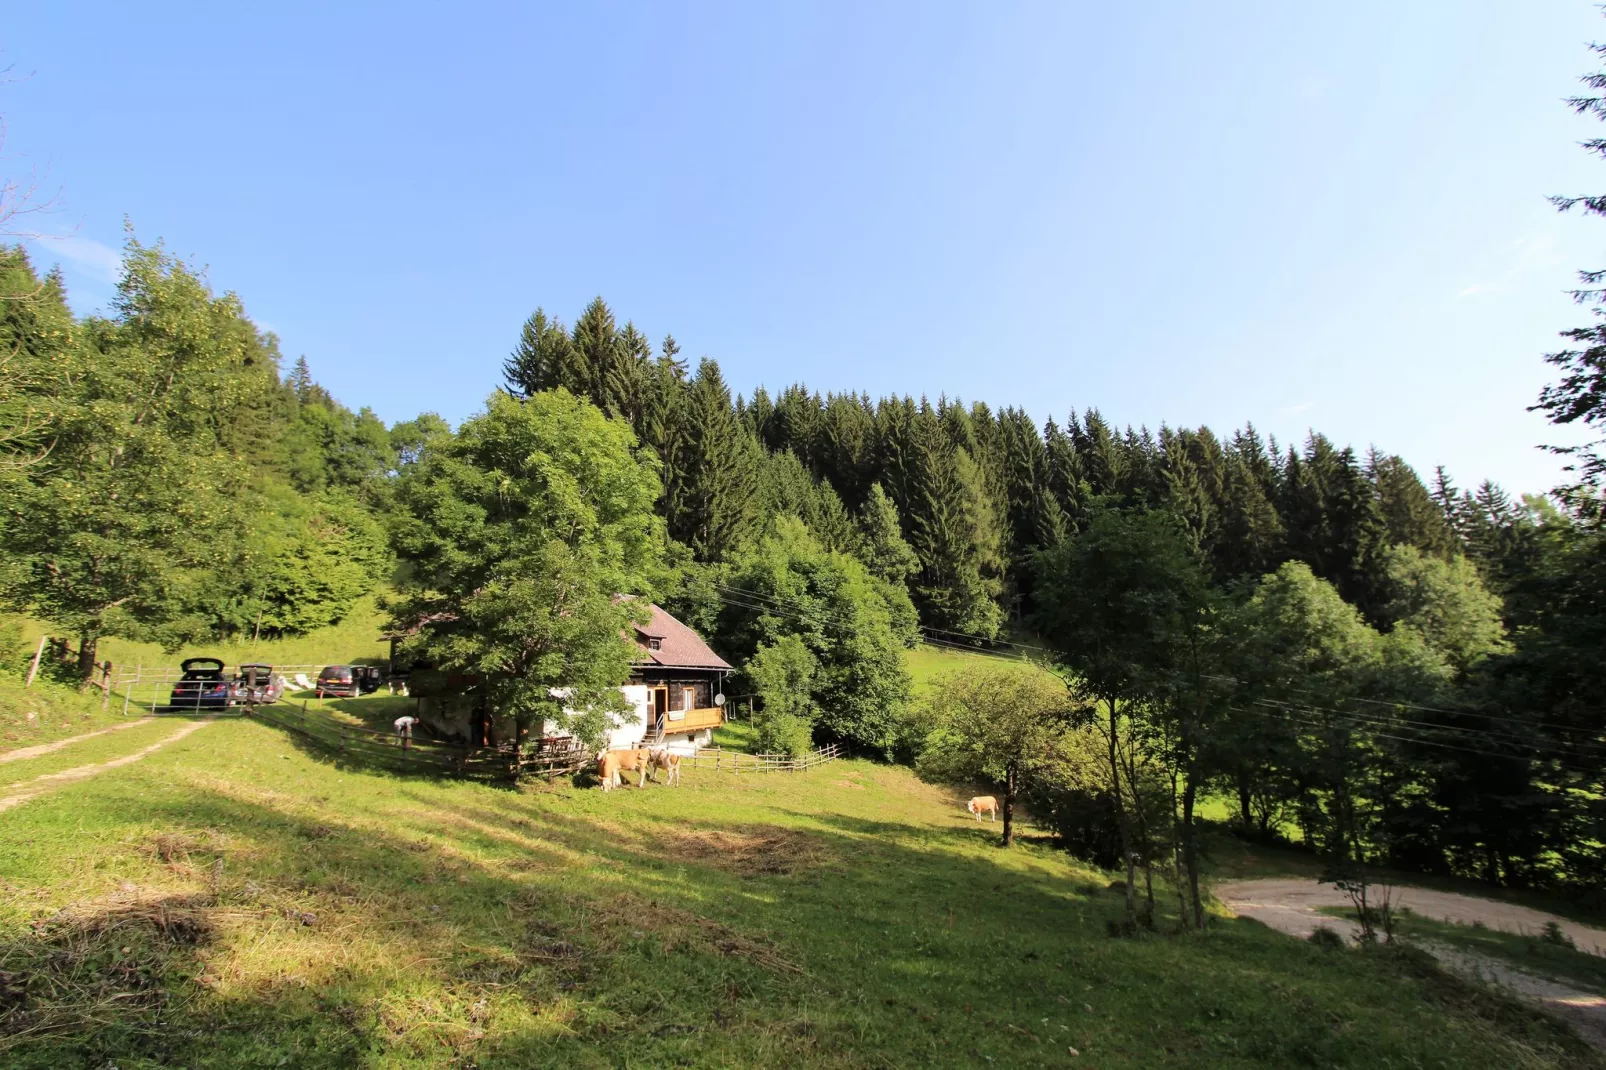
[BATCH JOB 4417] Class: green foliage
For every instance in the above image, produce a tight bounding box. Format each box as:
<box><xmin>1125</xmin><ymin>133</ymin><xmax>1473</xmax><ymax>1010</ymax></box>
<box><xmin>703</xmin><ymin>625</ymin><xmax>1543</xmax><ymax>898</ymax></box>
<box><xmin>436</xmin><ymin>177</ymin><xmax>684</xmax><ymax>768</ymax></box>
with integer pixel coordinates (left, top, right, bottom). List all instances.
<box><xmin>915</xmin><ymin>663</ymin><xmax>1075</xmax><ymax>843</ymax></box>
<box><xmin>721</xmin><ymin>518</ymin><xmax>912</xmax><ymax>755</ymax></box>
<box><xmin>387</xmin><ymin>389</ymin><xmax>663</xmax><ymax>747</ymax></box>
<box><xmin>746</xmin><ymin>635</ymin><xmax>821</xmax><ymax>757</ymax></box>
<box><xmin>1033</xmin><ymin>506</ymin><xmax>1213</xmax><ymax>710</ymax></box>
<box><xmin>2</xmin><ymin>239</ymin><xmax>266</xmax><ymax>668</ymax></box>
<box><xmin>1379</xmin><ymin>544</ymin><xmax>1510</xmax><ymax>673</ymax></box>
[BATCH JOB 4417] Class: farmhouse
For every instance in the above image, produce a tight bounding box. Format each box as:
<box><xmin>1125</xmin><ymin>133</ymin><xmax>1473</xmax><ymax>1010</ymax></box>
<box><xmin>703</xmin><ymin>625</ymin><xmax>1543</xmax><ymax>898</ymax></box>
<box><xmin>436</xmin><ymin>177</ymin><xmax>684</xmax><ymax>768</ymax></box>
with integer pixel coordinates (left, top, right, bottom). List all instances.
<box><xmin>406</xmin><ymin>603</ymin><xmax>731</xmax><ymax>750</ymax></box>
<box><xmin>611</xmin><ymin>602</ymin><xmax>733</xmax><ymax>750</ymax></box>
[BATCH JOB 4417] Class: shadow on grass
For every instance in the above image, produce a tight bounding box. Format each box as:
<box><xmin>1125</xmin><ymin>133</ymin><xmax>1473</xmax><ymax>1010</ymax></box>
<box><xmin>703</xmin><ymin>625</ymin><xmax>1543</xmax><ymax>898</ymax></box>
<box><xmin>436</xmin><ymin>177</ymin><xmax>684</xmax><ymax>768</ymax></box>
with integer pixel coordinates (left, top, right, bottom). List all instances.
<box><xmin>3</xmin><ymin>765</ymin><xmax>1601</xmax><ymax>1069</ymax></box>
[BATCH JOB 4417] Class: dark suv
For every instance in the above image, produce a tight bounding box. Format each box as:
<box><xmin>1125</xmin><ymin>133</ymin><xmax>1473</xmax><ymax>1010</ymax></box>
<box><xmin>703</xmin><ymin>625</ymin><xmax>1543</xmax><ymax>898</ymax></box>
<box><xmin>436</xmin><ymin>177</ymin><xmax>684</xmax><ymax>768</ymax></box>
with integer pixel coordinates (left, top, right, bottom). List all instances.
<box><xmin>169</xmin><ymin>657</ymin><xmax>232</xmax><ymax>710</ymax></box>
<box><xmin>316</xmin><ymin>665</ymin><xmax>358</xmax><ymax>698</ymax></box>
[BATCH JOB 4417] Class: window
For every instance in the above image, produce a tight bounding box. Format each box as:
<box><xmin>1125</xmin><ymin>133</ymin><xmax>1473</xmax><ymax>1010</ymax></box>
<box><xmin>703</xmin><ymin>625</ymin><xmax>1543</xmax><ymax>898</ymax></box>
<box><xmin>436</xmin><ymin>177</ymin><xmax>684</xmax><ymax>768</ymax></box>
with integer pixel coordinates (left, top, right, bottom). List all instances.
<box><xmin>648</xmin><ymin>638</ymin><xmax>662</xmax><ymax>651</ymax></box>
<box><xmin>684</xmin><ymin>687</ymin><xmax>696</xmax><ymax>712</ymax></box>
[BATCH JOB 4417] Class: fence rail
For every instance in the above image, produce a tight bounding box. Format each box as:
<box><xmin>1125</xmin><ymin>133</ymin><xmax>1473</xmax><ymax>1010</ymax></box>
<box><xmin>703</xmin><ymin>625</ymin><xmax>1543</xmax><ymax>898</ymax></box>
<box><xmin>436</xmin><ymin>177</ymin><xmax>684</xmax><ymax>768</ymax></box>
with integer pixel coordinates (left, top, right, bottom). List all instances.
<box><xmin>253</xmin><ymin>701</ymin><xmax>591</xmax><ymax>783</ymax></box>
<box><xmin>688</xmin><ymin>742</ymin><xmax>844</xmax><ymax>774</ymax></box>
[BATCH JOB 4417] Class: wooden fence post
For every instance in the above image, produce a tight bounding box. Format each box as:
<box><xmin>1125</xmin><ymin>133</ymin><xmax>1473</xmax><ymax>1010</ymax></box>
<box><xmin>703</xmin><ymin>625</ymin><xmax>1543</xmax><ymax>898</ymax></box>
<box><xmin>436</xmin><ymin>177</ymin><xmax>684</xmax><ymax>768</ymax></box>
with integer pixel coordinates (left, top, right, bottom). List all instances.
<box><xmin>24</xmin><ymin>635</ymin><xmax>47</xmax><ymax>688</ymax></box>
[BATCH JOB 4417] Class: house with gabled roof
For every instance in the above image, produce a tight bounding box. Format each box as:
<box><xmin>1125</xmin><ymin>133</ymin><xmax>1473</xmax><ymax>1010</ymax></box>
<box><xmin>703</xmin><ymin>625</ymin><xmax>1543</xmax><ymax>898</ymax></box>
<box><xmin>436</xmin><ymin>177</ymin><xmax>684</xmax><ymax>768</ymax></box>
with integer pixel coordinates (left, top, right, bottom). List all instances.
<box><xmin>406</xmin><ymin>602</ymin><xmax>732</xmax><ymax>751</ymax></box>
<box><xmin>608</xmin><ymin>602</ymin><xmax>733</xmax><ymax>750</ymax></box>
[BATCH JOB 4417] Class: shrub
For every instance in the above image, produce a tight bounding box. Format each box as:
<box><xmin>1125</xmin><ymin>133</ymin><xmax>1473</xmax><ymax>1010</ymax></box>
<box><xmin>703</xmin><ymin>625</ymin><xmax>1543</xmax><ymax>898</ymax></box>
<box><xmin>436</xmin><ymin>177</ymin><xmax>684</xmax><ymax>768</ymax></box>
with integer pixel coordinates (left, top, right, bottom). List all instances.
<box><xmin>1309</xmin><ymin>926</ymin><xmax>1346</xmax><ymax>950</ymax></box>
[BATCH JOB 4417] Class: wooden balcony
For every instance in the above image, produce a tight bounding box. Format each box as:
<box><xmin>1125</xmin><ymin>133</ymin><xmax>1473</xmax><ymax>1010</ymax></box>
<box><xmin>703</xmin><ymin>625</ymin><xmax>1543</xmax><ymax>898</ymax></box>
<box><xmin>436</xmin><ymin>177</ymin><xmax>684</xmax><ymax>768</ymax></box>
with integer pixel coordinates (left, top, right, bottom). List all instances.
<box><xmin>660</xmin><ymin>705</ymin><xmax>723</xmax><ymax>734</ymax></box>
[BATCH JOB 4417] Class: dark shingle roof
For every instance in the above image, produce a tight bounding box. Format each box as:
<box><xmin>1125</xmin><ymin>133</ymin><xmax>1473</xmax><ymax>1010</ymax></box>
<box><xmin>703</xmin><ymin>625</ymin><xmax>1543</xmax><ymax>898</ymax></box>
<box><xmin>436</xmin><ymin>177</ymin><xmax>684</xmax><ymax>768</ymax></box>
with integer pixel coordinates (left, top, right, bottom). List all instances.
<box><xmin>630</xmin><ymin>603</ymin><xmax>732</xmax><ymax>670</ymax></box>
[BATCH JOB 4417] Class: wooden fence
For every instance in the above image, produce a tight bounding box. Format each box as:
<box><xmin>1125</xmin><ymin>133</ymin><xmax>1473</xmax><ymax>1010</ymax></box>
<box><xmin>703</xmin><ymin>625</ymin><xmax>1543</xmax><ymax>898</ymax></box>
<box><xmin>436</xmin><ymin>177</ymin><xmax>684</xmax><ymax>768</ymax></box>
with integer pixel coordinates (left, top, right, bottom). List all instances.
<box><xmin>689</xmin><ymin>741</ymin><xmax>845</xmax><ymax>774</ymax></box>
<box><xmin>252</xmin><ymin>701</ymin><xmax>590</xmax><ymax>784</ymax></box>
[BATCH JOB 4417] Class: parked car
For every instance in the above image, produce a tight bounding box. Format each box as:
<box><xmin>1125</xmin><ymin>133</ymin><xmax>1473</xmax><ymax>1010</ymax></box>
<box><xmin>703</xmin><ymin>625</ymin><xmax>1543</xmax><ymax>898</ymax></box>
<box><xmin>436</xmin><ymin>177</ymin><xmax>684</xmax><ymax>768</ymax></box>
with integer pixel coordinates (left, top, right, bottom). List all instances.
<box><xmin>315</xmin><ymin>664</ymin><xmax>358</xmax><ymax>698</ymax></box>
<box><xmin>169</xmin><ymin>657</ymin><xmax>232</xmax><ymax>710</ymax></box>
<box><xmin>354</xmin><ymin>665</ymin><xmax>384</xmax><ymax>695</ymax></box>
<box><xmin>232</xmin><ymin>663</ymin><xmax>283</xmax><ymax>706</ymax></box>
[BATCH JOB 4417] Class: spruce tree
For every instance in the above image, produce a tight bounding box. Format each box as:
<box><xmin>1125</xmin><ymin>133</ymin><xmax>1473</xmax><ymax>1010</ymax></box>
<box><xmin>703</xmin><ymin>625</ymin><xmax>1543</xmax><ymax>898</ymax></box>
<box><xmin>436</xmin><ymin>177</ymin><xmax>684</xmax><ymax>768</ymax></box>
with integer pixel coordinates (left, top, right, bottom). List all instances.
<box><xmin>503</xmin><ymin>309</ymin><xmax>580</xmax><ymax>398</ymax></box>
<box><xmin>669</xmin><ymin>358</ymin><xmax>760</xmax><ymax>561</ymax></box>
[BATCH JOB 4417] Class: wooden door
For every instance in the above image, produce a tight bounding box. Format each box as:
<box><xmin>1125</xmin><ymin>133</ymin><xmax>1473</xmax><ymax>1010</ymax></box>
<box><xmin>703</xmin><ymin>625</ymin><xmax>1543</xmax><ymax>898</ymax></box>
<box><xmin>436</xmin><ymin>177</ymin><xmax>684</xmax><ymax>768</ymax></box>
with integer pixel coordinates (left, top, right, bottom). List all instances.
<box><xmin>652</xmin><ymin>688</ymin><xmax>668</xmax><ymax>736</ymax></box>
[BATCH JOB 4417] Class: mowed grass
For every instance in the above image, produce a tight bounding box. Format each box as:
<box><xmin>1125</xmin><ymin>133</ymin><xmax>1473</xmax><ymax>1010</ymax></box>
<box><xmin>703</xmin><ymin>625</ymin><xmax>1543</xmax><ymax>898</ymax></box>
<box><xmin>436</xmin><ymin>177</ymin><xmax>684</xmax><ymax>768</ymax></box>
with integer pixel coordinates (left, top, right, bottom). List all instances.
<box><xmin>0</xmin><ymin>722</ymin><xmax>1599</xmax><ymax>1068</ymax></box>
<box><xmin>905</xmin><ymin>643</ymin><xmax>1053</xmax><ymax>694</ymax></box>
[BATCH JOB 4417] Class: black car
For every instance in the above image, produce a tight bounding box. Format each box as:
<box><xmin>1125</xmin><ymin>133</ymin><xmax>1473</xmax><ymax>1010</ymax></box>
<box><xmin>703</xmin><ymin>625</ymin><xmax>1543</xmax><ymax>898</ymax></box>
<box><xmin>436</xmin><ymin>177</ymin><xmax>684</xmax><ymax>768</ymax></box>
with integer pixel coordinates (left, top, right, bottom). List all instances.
<box><xmin>316</xmin><ymin>665</ymin><xmax>358</xmax><ymax>698</ymax></box>
<box><xmin>169</xmin><ymin>657</ymin><xmax>232</xmax><ymax>710</ymax></box>
<box><xmin>232</xmin><ymin>663</ymin><xmax>283</xmax><ymax>706</ymax></box>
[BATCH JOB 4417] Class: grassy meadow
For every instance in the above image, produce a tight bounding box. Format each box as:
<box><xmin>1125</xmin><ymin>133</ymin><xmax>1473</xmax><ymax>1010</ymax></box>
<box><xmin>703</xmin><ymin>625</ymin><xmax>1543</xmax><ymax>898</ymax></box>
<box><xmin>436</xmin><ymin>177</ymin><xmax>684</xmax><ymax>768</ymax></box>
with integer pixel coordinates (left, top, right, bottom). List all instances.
<box><xmin>0</xmin><ymin>712</ymin><xmax>1599</xmax><ymax>1069</ymax></box>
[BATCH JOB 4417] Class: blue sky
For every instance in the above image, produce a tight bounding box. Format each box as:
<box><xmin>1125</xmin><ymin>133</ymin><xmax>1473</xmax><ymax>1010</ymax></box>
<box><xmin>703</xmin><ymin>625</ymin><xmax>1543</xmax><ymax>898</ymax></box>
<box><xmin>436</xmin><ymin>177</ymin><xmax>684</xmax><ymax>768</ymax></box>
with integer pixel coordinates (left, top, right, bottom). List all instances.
<box><xmin>6</xmin><ymin>2</ymin><xmax>1605</xmax><ymax>494</ymax></box>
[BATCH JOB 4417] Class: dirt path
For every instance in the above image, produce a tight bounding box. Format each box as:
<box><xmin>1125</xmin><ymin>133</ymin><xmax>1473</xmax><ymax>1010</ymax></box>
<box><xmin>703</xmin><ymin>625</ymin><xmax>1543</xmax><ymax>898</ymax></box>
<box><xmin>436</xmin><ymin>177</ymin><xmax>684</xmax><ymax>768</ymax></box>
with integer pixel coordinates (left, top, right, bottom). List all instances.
<box><xmin>0</xmin><ymin>719</ymin><xmax>215</xmax><ymax>814</ymax></box>
<box><xmin>1216</xmin><ymin>878</ymin><xmax>1606</xmax><ymax>1049</ymax></box>
<box><xmin>0</xmin><ymin>717</ymin><xmax>156</xmax><ymax>764</ymax></box>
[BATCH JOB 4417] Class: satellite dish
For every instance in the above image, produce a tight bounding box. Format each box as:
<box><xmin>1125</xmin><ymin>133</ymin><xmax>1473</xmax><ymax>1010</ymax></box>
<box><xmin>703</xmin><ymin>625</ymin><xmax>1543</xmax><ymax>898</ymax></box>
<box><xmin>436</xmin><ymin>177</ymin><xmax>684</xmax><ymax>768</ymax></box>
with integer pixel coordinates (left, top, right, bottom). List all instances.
<box><xmin>714</xmin><ymin>693</ymin><xmax>726</xmax><ymax>707</ymax></box>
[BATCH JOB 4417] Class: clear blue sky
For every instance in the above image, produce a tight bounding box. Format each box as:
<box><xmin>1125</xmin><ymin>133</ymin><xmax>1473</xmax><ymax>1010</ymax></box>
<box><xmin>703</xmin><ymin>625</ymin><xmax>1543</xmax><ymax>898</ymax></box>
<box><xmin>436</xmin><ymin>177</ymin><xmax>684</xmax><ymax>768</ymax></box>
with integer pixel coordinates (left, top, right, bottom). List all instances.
<box><xmin>7</xmin><ymin>2</ymin><xmax>1605</xmax><ymax>495</ymax></box>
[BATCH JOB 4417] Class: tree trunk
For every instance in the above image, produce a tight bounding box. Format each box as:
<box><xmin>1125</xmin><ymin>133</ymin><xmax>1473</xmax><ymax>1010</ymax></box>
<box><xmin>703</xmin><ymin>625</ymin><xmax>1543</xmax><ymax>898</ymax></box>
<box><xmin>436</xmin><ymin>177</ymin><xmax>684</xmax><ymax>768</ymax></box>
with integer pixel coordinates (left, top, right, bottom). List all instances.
<box><xmin>1182</xmin><ymin>771</ymin><xmax>1203</xmax><ymax>930</ymax></box>
<box><xmin>1002</xmin><ymin>763</ymin><xmax>1016</xmax><ymax>847</ymax></box>
<box><xmin>1106</xmin><ymin>697</ymin><xmax>1135</xmax><ymax>924</ymax></box>
<box><xmin>1236</xmin><ymin>770</ymin><xmax>1253</xmax><ymax>832</ymax></box>
<box><xmin>76</xmin><ymin>633</ymin><xmax>99</xmax><ymax>686</ymax></box>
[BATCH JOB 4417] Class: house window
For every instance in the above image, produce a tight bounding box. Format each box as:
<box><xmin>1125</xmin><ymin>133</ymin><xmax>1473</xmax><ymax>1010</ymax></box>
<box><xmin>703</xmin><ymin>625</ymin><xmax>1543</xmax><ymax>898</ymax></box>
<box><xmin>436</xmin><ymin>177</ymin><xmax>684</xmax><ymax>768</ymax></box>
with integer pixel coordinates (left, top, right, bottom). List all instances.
<box><xmin>683</xmin><ymin>687</ymin><xmax>697</xmax><ymax>712</ymax></box>
<box><xmin>648</xmin><ymin>638</ymin><xmax>662</xmax><ymax>651</ymax></box>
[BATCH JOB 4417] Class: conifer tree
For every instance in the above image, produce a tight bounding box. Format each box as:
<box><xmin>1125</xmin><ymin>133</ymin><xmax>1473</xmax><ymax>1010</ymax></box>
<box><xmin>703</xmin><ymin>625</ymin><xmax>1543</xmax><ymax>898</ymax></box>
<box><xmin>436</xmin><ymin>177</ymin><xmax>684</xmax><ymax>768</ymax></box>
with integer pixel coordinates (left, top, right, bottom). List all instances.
<box><xmin>858</xmin><ymin>482</ymin><xmax>919</xmax><ymax>585</ymax></box>
<box><xmin>502</xmin><ymin>308</ymin><xmax>580</xmax><ymax>398</ymax></box>
<box><xmin>1370</xmin><ymin>450</ymin><xmax>1455</xmax><ymax>558</ymax></box>
<box><xmin>668</xmin><ymin>358</ymin><xmax>760</xmax><ymax>561</ymax></box>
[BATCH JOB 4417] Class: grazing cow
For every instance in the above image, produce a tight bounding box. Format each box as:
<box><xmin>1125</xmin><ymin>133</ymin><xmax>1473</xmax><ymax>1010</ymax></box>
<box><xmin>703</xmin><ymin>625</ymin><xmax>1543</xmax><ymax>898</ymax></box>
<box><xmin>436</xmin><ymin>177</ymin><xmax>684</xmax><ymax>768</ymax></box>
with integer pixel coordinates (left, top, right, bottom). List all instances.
<box><xmin>648</xmin><ymin>748</ymin><xmax>682</xmax><ymax>786</ymax></box>
<box><xmin>966</xmin><ymin>795</ymin><xmax>998</xmax><ymax>822</ymax></box>
<box><xmin>598</xmin><ymin>748</ymin><xmax>651</xmax><ymax>791</ymax></box>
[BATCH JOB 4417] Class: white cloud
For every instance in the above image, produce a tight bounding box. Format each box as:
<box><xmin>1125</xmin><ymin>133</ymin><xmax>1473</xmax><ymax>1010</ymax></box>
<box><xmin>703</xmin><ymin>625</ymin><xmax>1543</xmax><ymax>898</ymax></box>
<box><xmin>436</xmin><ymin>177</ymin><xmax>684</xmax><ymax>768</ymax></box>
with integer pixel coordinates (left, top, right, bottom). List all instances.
<box><xmin>31</xmin><ymin>234</ymin><xmax>122</xmax><ymax>284</ymax></box>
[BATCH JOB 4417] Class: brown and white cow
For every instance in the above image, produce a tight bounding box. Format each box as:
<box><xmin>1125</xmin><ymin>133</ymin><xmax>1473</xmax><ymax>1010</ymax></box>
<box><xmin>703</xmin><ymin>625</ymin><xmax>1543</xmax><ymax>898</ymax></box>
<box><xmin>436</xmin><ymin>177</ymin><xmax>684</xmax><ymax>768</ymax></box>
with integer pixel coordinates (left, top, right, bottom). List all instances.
<box><xmin>648</xmin><ymin>747</ymin><xmax>682</xmax><ymax>786</ymax></box>
<box><xmin>598</xmin><ymin>748</ymin><xmax>651</xmax><ymax>791</ymax></box>
<box><xmin>966</xmin><ymin>795</ymin><xmax>998</xmax><ymax>822</ymax></box>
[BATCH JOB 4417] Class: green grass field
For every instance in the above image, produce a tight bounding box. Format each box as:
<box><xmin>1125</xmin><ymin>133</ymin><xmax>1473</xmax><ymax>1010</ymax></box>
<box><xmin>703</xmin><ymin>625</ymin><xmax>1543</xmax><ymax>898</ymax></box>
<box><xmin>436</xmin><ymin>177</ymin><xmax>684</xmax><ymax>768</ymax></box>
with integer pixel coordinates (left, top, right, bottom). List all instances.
<box><xmin>905</xmin><ymin>642</ymin><xmax>1055</xmax><ymax>694</ymax></box>
<box><xmin>0</xmin><ymin>715</ymin><xmax>1598</xmax><ymax>1068</ymax></box>
<box><xmin>15</xmin><ymin>594</ymin><xmax>394</xmax><ymax>675</ymax></box>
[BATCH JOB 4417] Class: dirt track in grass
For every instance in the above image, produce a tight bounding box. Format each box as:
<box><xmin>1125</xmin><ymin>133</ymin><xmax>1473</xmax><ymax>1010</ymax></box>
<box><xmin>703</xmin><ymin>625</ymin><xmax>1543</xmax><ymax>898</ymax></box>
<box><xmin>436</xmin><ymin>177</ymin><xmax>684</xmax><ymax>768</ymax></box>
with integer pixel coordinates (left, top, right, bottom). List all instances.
<box><xmin>0</xmin><ymin>718</ymin><xmax>215</xmax><ymax>813</ymax></box>
<box><xmin>0</xmin><ymin>716</ymin><xmax>156</xmax><ymax>763</ymax></box>
<box><xmin>1217</xmin><ymin>878</ymin><xmax>1606</xmax><ymax>1049</ymax></box>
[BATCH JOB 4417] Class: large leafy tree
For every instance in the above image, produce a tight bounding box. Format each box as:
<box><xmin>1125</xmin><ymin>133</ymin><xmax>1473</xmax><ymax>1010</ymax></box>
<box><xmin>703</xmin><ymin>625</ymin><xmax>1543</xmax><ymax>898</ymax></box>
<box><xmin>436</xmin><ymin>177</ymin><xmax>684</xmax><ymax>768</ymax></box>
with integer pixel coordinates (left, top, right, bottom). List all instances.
<box><xmin>4</xmin><ymin>239</ymin><xmax>264</xmax><ymax>676</ymax></box>
<box><xmin>917</xmin><ymin>663</ymin><xmax>1073</xmax><ymax>846</ymax></box>
<box><xmin>1032</xmin><ymin>506</ymin><xmax>1215</xmax><ymax>923</ymax></box>
<box><xmin>388</xmin><ymin>389</ymin><xmax>662</xmax><ymax>747</ymax></box>
<box><xmin>720</xmin><ymin>517</ymin><xmax>912</xmax><ymax>755</ymax></box>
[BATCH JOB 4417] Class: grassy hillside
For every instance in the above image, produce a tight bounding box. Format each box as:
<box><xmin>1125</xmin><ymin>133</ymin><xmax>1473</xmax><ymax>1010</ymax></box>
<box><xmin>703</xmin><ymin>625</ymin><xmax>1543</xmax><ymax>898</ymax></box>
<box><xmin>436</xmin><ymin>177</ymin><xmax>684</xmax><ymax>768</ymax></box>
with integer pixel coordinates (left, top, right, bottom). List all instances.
<box><xmin>905</xmin><ymin>642</ymin><xmax>1056</xmax><ymax>694</ymax></box>
<box><xmin>0</xmin><ymin>717</ymin><xmax>1596</xmax><ymax>1067</ymax></box>
<box><xmin>15</xmin><ymin>594</ymin><xmax>393</xmax><ymax>674</ymax></box>
<box><xmin>0</xmin><ymin>674</ymin><xmax>140</xmax><ymax>755</ymax></box>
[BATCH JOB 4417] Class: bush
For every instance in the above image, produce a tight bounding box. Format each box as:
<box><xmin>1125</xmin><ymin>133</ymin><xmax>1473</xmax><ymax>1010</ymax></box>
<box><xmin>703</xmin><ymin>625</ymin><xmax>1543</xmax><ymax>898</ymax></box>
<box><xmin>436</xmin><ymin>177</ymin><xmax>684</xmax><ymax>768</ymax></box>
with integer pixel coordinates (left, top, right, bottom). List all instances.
<box><xmin>755</xmin><ymin>712</ymin><xmax>814</xmax><ymax>757</ymax></box>
<box><xmin>1309</xmin><ymin>926</ymin><xmax>1346</xmax><ymax>950</ymax></box>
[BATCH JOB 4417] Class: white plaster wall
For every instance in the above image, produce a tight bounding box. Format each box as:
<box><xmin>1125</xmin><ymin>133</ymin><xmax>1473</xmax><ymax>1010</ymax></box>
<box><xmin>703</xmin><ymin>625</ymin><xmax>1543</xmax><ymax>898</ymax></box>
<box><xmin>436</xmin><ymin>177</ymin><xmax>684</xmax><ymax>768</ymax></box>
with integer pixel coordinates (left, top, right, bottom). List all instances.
<box><xmin>606</xmin><ymin>685</ymin><xmax>651</xmax><ymax>750</ymax></box>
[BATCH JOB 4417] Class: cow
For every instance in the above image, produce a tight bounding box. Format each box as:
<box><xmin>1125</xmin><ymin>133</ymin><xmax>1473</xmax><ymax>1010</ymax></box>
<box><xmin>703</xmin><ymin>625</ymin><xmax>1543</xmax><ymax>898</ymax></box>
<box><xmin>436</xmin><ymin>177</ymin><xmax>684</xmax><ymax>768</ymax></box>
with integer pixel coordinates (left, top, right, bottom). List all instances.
<box><xmin>966</xmin><ymin>795</ymin><xmax>998</xmax><ymax>822</ymax></box>
<box><xmin>598</xmin><ymin>748</ymin><xmax>651</xmax><ymax>791</ymax></box>
<box><xmin>648</xmin><ymin>748</ymin><xmax>682</xmax><ymax>786</ymax></box>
